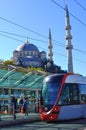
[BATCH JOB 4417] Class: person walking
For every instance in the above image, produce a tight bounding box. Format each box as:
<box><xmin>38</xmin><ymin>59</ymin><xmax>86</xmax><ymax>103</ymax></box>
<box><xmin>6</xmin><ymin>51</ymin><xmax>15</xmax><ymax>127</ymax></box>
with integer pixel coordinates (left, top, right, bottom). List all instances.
<box><xmin>9</xmin><ymin>95</ymin><xmax>16</xmax><ymax>119</ymax></box>
<box><xmin>19</xmin><ymin>96</ymin><xmax>24</xmax><ymax>112</ymax></box>
<box><xmin>9</xmin><ymin>95</ymin><xmax>16</xmax><ymax>112</ymax></box>
<box><xmin>23</xmin><ymin>97</ymin><xmax>29</xmax><ymax>117</ymax></box>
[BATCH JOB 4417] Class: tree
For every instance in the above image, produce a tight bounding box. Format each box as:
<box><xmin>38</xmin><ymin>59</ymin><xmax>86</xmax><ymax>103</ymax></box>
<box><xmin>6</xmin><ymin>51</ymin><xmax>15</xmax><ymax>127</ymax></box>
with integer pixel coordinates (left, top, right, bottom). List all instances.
<box><xmin>3</xmin><ymin>60</ymin><xmax>14</xmax><ymax>66</ymax></box>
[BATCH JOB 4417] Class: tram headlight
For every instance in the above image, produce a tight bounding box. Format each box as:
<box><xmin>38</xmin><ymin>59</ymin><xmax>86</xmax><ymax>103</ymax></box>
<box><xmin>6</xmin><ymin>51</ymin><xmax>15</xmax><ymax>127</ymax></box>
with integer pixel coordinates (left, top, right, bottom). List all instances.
<box><xmin>44</xmin><ymin>107</ymin><xmax>48</xmax><ymax>111</ymax></box>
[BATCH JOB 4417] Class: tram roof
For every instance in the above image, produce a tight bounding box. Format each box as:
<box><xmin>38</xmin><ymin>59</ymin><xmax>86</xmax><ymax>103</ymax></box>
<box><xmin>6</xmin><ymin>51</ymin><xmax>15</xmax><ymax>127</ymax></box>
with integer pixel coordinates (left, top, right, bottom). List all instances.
<box><xmin>0</xmin><ymin>69</ymin><xmax>46</xmax><ymax>90</ymax></box>
<box><xmin>43</xmin><ymin>73</ymin><xmax>86</xmax><ymax>84</ymax></box>
<box><xmin>65</xmin><ymin>74</ymin><xmax>86</xmax><ymax>84</ymax></box>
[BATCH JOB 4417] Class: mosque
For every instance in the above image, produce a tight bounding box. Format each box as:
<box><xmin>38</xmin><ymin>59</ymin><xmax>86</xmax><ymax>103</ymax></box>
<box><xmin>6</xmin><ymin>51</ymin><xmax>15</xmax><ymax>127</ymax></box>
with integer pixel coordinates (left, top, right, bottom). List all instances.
<box><xmin>12</xmin><ymin>29</ymin><xmax>66</xmax><ymax>73</ymax></box>
<box><xmin>13</xmin><ymin>29</ymin><xmax>63</xmax><ymax>73</ymax></box>
<box><xmin>13</xmin><ymin>5</ymin><xmax>73</xmax><ymax>74</ymax></box>
<box><xmin>13</xmin><ymin>38</ymin><xmax>46</xmax><ymax>68</ymax></box>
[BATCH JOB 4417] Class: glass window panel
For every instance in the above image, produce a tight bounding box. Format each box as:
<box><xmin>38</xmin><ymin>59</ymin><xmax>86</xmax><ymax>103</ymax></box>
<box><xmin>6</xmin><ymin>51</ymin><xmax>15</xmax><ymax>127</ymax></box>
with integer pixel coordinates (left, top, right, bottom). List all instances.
<box><xmin>58</xmin><ymin>83</ymin><xmax>79</xmax><ymax>105</ymax></box>
<box><xmin>42</xmin><ymin>82</ymin><xmax>60</xmax><ymax>108</ymax></box>
<box><xmin>58</xmin><ymin>84</ymin><xmax>70</xmax><ymax>105</ymax></box>
<box><xmin>79</xmin><ymin>84</ymin><xmax>86</xmax><ymax>103</ymax></box>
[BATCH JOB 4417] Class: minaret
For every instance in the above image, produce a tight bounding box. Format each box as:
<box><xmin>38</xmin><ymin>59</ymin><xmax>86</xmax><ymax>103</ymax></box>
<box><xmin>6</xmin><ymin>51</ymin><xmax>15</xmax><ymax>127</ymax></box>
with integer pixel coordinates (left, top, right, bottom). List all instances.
<box><xmin>65</xmin><ymin>5</ymin><xmax>73</xmax><ymax>73</ymax></box>
<box><xmin>48</xmin><ymin>29</ymin><xmax>53</xmax><ymax>62</ymax></box>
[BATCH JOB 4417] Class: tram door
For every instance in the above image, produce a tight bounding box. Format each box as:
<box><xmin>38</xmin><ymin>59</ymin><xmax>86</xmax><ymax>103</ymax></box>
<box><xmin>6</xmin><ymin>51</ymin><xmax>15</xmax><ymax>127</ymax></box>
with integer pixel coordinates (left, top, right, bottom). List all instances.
<box><xmin>58</xmin><ymin>84</ymin><xmax>82</xmax><ymax>120</ymax></box>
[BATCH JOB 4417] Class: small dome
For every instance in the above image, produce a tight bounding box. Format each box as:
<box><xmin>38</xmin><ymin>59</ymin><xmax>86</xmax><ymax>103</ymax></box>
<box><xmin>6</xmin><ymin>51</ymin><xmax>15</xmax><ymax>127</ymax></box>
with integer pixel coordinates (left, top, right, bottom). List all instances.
<box><xmin>16</xmin><ymin>42</ymin><xmax>39</xmax><ymax>52</ymax></box>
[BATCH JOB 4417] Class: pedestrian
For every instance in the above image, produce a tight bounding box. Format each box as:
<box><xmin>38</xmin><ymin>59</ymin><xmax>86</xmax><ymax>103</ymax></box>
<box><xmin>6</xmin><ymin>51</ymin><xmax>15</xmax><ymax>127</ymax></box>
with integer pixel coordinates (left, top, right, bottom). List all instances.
<box><xmin>23</xmin><ymin>97</ymin><xmax>29</xmax><ymax>117</ymax></box>
<box><xmin>19</xmin><ymin>96</ymin><xmax>24</xmax><ymax>112</ymax></box>
<box><xmin>9</xmin><ymin>95</ymin><xmax>16</xmax><ymax>119</ymax></box>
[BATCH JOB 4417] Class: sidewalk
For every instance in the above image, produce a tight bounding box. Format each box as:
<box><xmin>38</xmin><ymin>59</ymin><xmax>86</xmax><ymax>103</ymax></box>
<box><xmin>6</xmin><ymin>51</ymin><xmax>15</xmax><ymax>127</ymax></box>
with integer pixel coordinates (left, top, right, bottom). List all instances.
<box><xmin>0</xmin><ymin>113</ymin><xmax>40</xmax><ymax>127</ymax></box>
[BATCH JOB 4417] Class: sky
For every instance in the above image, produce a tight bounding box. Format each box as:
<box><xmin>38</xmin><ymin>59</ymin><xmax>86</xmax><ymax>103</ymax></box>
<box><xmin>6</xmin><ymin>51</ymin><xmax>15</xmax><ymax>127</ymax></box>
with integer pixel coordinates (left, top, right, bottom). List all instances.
<box><xmin>0</xmin><ymin>0</ymin><xmax>86</xmax><ymax>76</ymax></box>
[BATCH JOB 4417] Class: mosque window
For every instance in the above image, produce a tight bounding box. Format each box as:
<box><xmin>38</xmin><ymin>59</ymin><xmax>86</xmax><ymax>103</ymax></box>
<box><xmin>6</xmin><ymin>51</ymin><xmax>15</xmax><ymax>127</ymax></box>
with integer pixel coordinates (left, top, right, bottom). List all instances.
<box><xmin>35</xmin><ymin>51</ymin><xmax>37</xmax><ymax>56</ymax></box>
<box><xmin>31</xmin><ymin>51</ymin><xmax>33</xmax><ymax>56</ymax></box>
<box><xmin>22</xmin><ymin>51</ymin><xmax>24</xmax><ymax>56</ymax></box>
<box><xmin>29</xmin><ymin>51</ymin><xmax>31</xmax><ymax>55</ymax></box>
<box><xmin>25</xmin><ymin>51</ymin><xmax>27</xmax><ymax>55</ymax></box>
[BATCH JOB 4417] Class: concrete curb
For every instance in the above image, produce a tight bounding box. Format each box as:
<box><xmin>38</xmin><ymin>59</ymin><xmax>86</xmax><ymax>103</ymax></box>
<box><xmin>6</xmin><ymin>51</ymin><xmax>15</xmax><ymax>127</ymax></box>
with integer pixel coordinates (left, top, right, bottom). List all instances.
<box><xmin>0</xmin><ymin>113</ymin><xmax>40</xmax><ymax>128</ymax></box>
<box><xmin>0</xmin><ymin>118</ymin><xmax>40</xmax><ymax>128</ymax></box>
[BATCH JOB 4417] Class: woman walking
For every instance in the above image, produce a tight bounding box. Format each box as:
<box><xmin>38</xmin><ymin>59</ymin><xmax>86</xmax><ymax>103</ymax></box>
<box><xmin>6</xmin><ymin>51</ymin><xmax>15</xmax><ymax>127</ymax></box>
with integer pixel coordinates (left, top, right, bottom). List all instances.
<box><xmin>23</xmin><ymin>97</ymin><xmax>29</xmax><ymax>117</ymax></box>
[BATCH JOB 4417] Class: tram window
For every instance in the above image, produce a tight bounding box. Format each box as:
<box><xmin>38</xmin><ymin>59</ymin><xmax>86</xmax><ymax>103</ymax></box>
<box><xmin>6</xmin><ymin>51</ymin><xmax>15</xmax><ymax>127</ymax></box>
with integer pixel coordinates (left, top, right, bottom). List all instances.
<box><xmin>69</xmin><ymin>84</ymin><xmax>79</xmax><ymax>104</ymax></box>
<box><xmin>58</xmin><ymin>84</ymin><xmax>70</xmax><ymax>105</ymax></box>
<box><xmin>42</xmin><ymin>82</ymin><xmax>50</xmax><ymax>106</ymax></box>
<box><xmin>58</xmin><ymin>83</ymin><xmax>79</xmax><ymax>105</ymax></box>
<box><xmin>78</xmin><ymin>84</ymin><xmax>86</xmax><ymax>103</ymax></box>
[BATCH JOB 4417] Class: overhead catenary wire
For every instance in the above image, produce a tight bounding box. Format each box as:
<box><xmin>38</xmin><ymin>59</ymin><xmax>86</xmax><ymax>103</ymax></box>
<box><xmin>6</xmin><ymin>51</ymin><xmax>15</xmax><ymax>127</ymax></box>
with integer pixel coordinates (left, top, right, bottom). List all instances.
<box><xmin>0</xmin><ymin>16</ymin><xmax>47</xmax><ymax>39</ymax></box>
<box><xmin>0</xmin><ymin>2</ymin><xmax>85</xmax><ymax>54</ymax></box>
<box><xmin>0</xmin><ymin>31</ymin><xmax>86</xmax><ymax>64</ymax></box>
<box><xmin>0</xmin><ymin>1</ymin><xmax>86</xmax><ymax>63</ymax></box>
<box><xmin>74</xmin><ymin>0</ymin><xmax>86</xmax><ymax>12</ymax></box>
<box><xmin>0</xmin><ymin>33</ymin><xmax>24</xmax><ymax>43</ymax></box>
<box><xmin>50</xmin><ymin>0</ymin><xmax>86</xmax><ymax>27</ymax></box>
<box><xmin>0</xmin><ymin>30</ymin><xmax>86</xmax><ymax>55</ymax></box>
<box><xmin>0</xmin><ymin>30</ymin><xmax>65</xmax><ymax>47</ymax></box>
<box><xmin>0</xmin><ymin>1</ymin><xmax>86</xmax><ymax>40</ymax></box>
<box><xmin>0</xmin><ymin>31</ymin><xmax>26</xmax><ymax>38</ymax></box>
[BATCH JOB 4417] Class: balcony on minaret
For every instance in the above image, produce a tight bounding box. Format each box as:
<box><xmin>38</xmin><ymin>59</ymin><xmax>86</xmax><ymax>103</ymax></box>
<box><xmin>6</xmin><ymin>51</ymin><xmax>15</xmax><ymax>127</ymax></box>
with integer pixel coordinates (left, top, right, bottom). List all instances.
<box><xmin>65</xmin><ymin>24</ymin><xmax>71</xmax><ymax>30</ymax></box>
<box><xmin>66</xmin><ymin>34</ymin><xmax>72</xmax><ymax>40</ymax></box>
<box><xmin>66</xmin><ymin>44</ymin><xmax>73</xmax><ymax>49</ymax></box>
<box><xmin>48</xmin><ymin>45</ymin><xmax>53</xmax><ymax>48</ymax></box>
<box><xmin>48</xmin><ymin>53</ymin><xmax>53</xmax><ymax>56</ymax></box>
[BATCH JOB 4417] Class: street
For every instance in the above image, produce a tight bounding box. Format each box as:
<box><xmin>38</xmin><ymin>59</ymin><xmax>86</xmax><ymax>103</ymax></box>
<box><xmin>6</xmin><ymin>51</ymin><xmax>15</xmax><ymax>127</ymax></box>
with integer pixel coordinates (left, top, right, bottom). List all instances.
<box><xmin>0</xmin><ymin>119</ymin><xmax>86</xmax><ymax>130</ymax></box>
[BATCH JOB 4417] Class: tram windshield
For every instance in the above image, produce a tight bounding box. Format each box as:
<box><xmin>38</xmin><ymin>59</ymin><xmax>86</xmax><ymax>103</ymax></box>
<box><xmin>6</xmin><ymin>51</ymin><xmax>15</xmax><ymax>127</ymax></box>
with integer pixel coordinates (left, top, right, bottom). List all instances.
<box><xmin>42</xmin><ymin>81</ymin><xmax>61</xmax><ymax>111</ymax></box>
<box><xmin>41</xmin><ymin>74</ymin><xmax>64</xmax><ymax>111</ymax></box>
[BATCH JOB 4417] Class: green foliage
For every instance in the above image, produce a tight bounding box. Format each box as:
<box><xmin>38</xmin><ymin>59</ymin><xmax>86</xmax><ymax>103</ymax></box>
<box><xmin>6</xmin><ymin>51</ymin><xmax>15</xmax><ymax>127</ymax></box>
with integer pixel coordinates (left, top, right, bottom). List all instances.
<box><xmin>27</xmin><ymin>66</ymin><xmax>45</xmax><ymax>72</ymax></box>
<box><xmin>3</xmin><ymin>60</ymin><xmax>14</xmax><ymax>66</ymax></box>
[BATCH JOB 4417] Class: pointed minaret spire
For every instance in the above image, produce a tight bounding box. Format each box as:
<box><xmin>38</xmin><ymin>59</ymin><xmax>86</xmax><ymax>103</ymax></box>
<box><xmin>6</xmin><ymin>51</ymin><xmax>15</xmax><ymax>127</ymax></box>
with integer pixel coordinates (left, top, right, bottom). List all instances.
<box><xmin>65</xmin><ymin>5</ymin><xmax>73</xmax><ymax>73</ymax></box>
<box><xmin>48</xmin><ymin>28</ymin><xmax>53</xmax><ymax>62</ymax></box>
<box><xmin>66</xmin><ymin>4</ymin><xmax>69</xmax><ymax>18</ymax></box>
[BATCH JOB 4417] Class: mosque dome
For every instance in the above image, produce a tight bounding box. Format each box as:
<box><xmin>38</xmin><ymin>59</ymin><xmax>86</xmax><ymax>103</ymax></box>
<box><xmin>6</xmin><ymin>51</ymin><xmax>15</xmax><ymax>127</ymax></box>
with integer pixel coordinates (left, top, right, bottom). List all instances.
<box><xmin>16</xmin><ymin>41</ymin><xmax>39</xmax><ymax>52</ymax></box>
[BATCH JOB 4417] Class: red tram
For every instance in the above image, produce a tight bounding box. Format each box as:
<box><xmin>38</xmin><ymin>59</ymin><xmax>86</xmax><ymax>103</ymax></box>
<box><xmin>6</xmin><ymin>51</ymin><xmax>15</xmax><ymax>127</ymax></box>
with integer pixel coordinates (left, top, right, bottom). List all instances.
<box><xmin>39</xmin><ymin>73</ymin><xmax>86</xmax><ymax>121</ymax></box>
